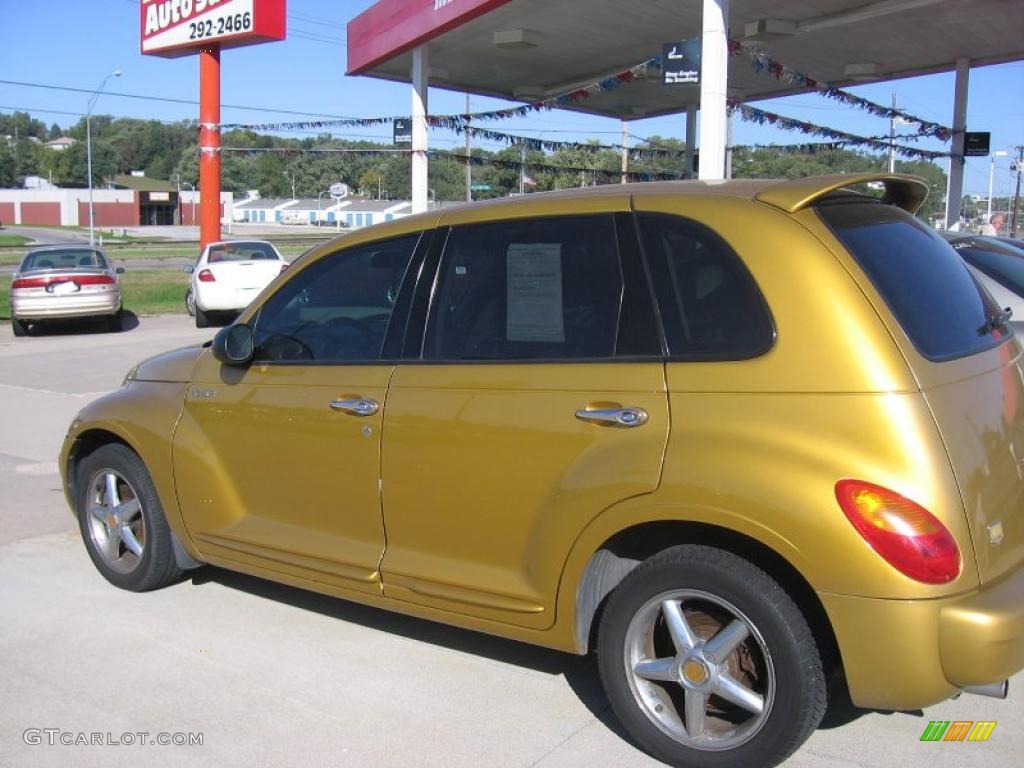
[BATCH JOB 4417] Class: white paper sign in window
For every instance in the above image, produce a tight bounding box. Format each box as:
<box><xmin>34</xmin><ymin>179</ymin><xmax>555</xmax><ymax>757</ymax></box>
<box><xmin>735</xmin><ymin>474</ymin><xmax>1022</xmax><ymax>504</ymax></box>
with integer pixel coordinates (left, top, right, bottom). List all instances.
<box><xmin>506</xmin><ymin>243</ymin><xmax>564</xmax><ymax>343</ymax></box>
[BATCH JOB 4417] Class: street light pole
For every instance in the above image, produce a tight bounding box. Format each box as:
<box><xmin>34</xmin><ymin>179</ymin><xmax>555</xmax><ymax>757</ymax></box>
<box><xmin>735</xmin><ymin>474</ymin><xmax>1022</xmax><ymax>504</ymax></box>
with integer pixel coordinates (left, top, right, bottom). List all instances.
<box><xmin>86</xmin><ymin>69</ymin><xmax>121</xmax><ymax>246</ymax></box>
<box><xmin>1012</xmin><ymin>145</ymin><xmax>1024</xmax><ymax>238</ymax></box>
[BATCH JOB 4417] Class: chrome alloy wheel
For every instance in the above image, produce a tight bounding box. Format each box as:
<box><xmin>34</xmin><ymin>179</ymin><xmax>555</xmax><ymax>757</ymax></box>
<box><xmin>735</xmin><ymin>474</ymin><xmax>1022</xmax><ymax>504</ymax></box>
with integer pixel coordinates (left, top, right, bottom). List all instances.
<box><xmin>623</xmin><ymin>589</ymin><xmax>775</xmax><ymax>751</ymax></box>
<box><xmin>86</xmin><ymin>469</ymin><xmax>146</xmax><ymax>574</ymax></box>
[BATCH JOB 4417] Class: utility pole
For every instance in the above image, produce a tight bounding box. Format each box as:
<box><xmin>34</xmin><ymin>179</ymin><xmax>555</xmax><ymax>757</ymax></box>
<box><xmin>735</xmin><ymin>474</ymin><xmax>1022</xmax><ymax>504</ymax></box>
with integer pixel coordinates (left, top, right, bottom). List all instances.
<box><xmin>889</xmin><ymin>92</ymin><xmax>897</xmax><ymax>173</ymax></box>
<box><xmin>465</xmin><ymin>93</ymin><xmax>472</xmax><ymax>202</ymax></box>
<box><xmin>887</xmin><ymin>92</ymin><xmax>910</xmax><ymax>174</ymax></box>
<box><xmin>621</xmin><ymin>120</ymin><xmax>629</xmax><ymax>184</ymax></box>
<box><xmin>519</xmin><ymin>145</ymin><xmax>526</xmax><ymax>195</ymax></box>
<box><xmin>1012</xmin><ymin>145</ymin><xmax>1024</xmax><ymax>238</ymax></box>
<box><xmin>988</xmin><ymin>150</ymin><xmax>1008</xmax><ymax>221</ymax></box>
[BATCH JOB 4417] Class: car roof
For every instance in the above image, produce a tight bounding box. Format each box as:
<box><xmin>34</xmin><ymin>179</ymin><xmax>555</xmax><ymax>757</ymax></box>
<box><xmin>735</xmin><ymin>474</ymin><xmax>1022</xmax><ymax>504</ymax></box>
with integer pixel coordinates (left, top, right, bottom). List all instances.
<box><xmin>207</xmin><ymin>240</ymin><xmax>276</xmax><ymax>247</ymax></box>
<box><xmin>380</xmin><ymin>173</ymin><xmax>930</xmax><ymax>232</ymax></box>
<box><xmin>26</xmin><ymin>243</ymin><xmax>104</xmax><ymax>253</ymax></box>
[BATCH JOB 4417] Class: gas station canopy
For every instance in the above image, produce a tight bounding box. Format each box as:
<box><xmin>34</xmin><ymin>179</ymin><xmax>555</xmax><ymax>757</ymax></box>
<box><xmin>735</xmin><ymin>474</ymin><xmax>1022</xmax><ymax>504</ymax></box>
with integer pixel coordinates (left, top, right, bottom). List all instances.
<box><xmin>348</xmin><ymin>0</ymin><xmax>1023</xmax><ymax>118</ymax></box>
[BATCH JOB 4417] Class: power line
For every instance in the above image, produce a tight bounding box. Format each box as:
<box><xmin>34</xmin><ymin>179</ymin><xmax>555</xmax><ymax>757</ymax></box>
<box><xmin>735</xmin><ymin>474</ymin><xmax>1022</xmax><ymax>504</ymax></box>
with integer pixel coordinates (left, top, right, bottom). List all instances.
<box><xmin>289</xmin><ymin>31</ymin><xmax>347</xmax><ymax>48</ymax></box>
<box><xmin>0</xmin><ymin>79</ymin><xmax>360</xmax><ymax>120</ymax></box>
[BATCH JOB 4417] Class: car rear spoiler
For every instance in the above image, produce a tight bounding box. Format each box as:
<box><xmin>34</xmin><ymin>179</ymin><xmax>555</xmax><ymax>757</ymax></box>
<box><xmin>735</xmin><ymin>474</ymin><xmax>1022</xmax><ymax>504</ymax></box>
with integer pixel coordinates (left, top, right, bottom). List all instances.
<box><xmin>754</xmin><ymin>173</ymin><xmax>930</xmax><ymax>215</ymax></box>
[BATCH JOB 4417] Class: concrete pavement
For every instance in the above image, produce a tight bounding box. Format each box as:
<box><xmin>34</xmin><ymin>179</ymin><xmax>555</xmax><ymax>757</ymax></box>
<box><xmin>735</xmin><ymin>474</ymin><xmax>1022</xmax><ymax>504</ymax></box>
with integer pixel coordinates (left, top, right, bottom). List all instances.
<box><xmin>0</xmin><ymin>315</ymin><xmax>1020</xmax><ymax>768</ymax></box>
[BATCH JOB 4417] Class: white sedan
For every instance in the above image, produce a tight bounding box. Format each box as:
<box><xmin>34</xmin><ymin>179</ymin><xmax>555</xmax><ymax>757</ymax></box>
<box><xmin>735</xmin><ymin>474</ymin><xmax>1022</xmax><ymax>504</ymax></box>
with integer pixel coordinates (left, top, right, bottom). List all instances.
<box><xmin>186</xmin><ymin>240</ymin><xmax>287</xmax><ymax>327</ymax></box>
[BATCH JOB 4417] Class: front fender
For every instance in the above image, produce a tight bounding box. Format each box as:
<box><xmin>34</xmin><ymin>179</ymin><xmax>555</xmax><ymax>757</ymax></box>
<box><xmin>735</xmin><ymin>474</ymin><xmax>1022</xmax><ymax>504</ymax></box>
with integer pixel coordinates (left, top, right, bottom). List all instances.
<box><xmin>59</xmin><ymin>381</ymin><xmax>196</xmax><ymax>559</ymax></box>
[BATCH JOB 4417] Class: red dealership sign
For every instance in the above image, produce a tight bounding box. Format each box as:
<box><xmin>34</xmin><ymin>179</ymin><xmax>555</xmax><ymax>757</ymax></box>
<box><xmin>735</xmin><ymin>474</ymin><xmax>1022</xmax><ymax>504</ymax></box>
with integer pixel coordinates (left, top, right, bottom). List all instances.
<box><xmin>140</xmin><ymin>0</ymin><xmax>286</xmax><ymax>58</ymax></box>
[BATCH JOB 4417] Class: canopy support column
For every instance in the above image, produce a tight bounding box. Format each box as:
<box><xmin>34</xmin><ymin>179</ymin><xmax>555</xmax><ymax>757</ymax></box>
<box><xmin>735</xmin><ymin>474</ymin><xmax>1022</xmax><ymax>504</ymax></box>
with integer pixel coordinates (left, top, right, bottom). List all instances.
<box><xmin>698</xmin><ymin>0</ymin><xmax>728</xmax><ymax>181</ymax></box>
<box><xmin>944</xmin><ymin>57</ymin><xmax>969</xmax><ymax>229</ymax></box>
<box><xmin>685</xmin><ymin>105</ymin><xmax>697</xmax><ymax>178</ymax></box>
<box><xmin>412</xmin><ymin>46</ymin><xmax>429</xmax><ymax>215</ymax></box>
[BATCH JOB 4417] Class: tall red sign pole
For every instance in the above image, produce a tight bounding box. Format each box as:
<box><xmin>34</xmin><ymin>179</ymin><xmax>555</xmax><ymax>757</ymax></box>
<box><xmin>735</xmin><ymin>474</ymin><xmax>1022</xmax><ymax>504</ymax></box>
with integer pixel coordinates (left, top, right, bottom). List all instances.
<box><xmin>199</xmin><ymin>46</ymin><xmax>221</xmax><ymax>248</ymax></box>
<box><xmin>140</xmin><ymin>0</ymin><xmax>287</xmax><ymax>245</ymax></box>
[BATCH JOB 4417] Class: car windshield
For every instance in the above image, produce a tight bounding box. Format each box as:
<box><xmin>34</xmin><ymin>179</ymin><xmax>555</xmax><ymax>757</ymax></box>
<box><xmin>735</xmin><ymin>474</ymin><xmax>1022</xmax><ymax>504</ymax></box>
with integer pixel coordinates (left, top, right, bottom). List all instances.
<box><xmin>207</xmin><ymin>242</ymin><xmax>279</xmax><ymax>263</ymax></box>
<box><xmin>950</xmin><ymin>238</ymin><xmax>1024</xmax><ymax>296</ymax></box>
<box><xmin>21</xmin><ymin>249</ymin><xmax>107</xmax><ymax>272</ymax></box>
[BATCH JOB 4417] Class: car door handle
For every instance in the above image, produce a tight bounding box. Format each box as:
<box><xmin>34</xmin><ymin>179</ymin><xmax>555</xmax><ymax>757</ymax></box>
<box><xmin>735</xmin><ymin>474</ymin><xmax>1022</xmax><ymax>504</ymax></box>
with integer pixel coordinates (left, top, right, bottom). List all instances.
<box><xmin>575</xmin><ymin>407</ymin><xmax>649</xmax><ymax>427</ymax></box>
<box><xmin>329</xmin><ymin>398</ymin><xmax>380</xmax><ymax>417</ymax></box>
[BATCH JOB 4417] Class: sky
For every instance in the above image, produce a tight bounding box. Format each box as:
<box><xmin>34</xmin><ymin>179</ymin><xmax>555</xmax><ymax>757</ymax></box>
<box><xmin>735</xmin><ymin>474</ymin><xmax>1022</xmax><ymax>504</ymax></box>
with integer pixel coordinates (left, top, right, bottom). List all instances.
<box><xmin>1</xmin><ymin>0</ymin><xmax>1021</xmax><ymax>197</ymax></box>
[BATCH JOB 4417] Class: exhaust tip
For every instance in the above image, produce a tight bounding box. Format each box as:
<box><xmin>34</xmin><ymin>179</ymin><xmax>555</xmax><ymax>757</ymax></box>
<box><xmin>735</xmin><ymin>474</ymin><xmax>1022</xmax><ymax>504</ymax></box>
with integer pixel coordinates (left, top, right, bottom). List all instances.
<box><xmin>961</xmin><ymin>680</ymin><xmax>1009</xmax><ymax>699</ymax></box>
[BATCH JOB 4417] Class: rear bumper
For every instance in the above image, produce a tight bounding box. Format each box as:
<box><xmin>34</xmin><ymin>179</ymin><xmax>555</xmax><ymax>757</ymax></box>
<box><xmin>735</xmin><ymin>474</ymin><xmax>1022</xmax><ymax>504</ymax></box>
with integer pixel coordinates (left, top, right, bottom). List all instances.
<box><xmin>820</xmin><ymin>565</ymin><xmax>1024</xmax><ymax>710</ymax></box>
<box><xmin>195</xmin><ymin>285</ymin><xmax>264</xmax><ymax>312</ymax></box>
<box><xmin>939</xmin><ymin>565</ymin><xmax>1024</xmax><ymax>686</ymax></box>
<box><xmin>13</xmin><ymin>293</ymin><xmax>121</xmax><ymax>321</ymax></box>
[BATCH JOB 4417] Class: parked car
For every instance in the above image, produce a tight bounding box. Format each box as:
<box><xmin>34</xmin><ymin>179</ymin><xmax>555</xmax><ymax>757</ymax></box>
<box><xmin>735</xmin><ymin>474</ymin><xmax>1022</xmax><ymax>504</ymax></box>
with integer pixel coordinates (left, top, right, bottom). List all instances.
<box><xmin>185</xmin><ymin>240</ymin><xmax>287</xmax><ymax>328</ymax></box>
<box><xmin>60</xmin><ymin>174</ymin><xmax>1023</xmax><ymax>768</ymax></box>
<box><xmin>313</xmin><ymin>217</ymin><xmax>348</xmax><ymax>228</ymax></box>
<box><xmin>10</xmin><ymin>245</ymin><xmax>124</xmax><ymax>336</ymax></box>
<box><xmin>943</xmin><ymin>234</ymin><xmax>1024</xmax><ymax>331</ymax></box>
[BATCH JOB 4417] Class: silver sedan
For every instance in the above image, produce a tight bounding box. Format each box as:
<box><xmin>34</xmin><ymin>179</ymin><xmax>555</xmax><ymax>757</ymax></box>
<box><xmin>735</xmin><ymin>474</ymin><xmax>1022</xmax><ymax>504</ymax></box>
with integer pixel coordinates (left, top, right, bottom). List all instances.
<box><xmin>9</xmin><ymin>245</ymin><xmax>124</xmax><ymax>336</ymax></box>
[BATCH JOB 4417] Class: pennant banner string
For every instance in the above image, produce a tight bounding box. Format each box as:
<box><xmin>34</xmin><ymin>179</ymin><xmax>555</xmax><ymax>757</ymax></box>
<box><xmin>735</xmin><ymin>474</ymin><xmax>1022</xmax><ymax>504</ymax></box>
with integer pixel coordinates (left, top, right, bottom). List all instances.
<box><xmin>217</xmin><ymin>42</ymin><xmax>948</xmax><ymax>143</ymax></box>
<box><xmin>727</xmin><ymin>103</ymin><xmax>949</xmax><ymax>159</ymax></box>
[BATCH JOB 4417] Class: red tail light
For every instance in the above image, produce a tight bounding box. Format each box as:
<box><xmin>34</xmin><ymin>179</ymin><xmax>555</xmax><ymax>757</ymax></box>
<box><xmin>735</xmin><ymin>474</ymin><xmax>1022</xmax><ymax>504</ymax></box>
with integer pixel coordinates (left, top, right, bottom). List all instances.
<box><xmin>12</xmin><ymin>277</ymin><xmax>46</xmax><ymax>289</ymax></box>
<box><xmin>836</xmin><ymin>479</ymin><xmax>960</xmax><ymax>584</ymax></box>
<box><xmin>12</xmin><ymin>275</ymin><xmax>114</xmax><ymax>289</ymax></box>
<box><xmin>198</xmin><ymin>269</ymin><xmax>216</xmax><ymax>282</ymax></box>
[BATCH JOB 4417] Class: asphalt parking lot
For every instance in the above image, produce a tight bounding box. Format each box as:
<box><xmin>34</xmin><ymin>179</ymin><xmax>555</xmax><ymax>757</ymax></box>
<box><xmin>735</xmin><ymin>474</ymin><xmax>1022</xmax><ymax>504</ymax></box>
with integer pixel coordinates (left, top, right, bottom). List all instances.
<box><xmin>0</xmin><ymin>315</ymin><xmax>1020</xmax><ymax>768</ymax></box>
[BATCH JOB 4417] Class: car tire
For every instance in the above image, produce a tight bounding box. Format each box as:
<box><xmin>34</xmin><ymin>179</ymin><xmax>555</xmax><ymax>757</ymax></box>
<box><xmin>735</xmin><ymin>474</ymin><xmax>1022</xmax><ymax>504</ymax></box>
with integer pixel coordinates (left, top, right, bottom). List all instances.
<box><xmin>597</xmin><ymin>545</ymin><xmax>826</xmax><ymax>768</ymax></box>
<box><xmin>195</xmin><ymin>305</ymin><xmax>210</xmax><ymax>328</ymax></box>
<box><xmin>75</xmin><ymin>443</ymin><xmax>184</xmax><ymax>592</ymax></box>
<box><xmin>12</xmin><ymin>317</ymin><xmax>29</xmax><ymax>337</ymax></box>
<box><xmin>185</xmin><ymin>288</ymin><xmax>196</xmax><ymax>317</ymax></box>
<box><xmin>107</xmin><ymin>308</ymin><xmax>123</xmax><ymax>333</ymax></box>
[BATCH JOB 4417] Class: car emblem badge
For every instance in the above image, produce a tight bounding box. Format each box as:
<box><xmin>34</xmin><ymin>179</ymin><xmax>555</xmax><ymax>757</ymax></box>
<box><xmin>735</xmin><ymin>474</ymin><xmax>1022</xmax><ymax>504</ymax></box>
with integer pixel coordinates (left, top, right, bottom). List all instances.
<box><xmin>190</xmin><ymin>388</ymin><xmax>216</xmax><ymax>399</ymax></box>
<box><xmin>987</xmin><ymin>520</ymin><xmax>1004</xmax><ymax>546</ymax></box>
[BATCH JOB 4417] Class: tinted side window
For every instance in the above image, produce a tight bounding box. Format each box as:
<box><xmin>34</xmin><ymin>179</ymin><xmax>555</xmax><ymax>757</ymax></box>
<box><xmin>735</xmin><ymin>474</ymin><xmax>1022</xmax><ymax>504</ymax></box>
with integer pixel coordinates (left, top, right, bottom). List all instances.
<box><xmin>252</xmin><ymin>234</ymin><xmax>419</xmax><ymax>363</ymax></box>
<box><xmin>638</xmin><ymin>213</ymin><xmax>774</xmax><ymax>360</ymax></box>
<box><xmin>818</xmin><ymin>202</ymin><xmax>1006</xmax><ymax>362</ymax></box>
<box><xmin>424</xmin><ymin>215</ymin><xmax>623</xmax><ymax>361</ymax></box>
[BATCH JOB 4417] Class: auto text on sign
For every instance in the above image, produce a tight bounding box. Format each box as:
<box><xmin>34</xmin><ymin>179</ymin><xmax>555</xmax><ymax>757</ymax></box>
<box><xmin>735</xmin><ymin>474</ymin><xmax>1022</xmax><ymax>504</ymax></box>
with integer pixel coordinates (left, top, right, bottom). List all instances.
<box><xmin>142</xmin><ymin>0</ymin><xmax>253</xmax><ymax>52</ymax></box>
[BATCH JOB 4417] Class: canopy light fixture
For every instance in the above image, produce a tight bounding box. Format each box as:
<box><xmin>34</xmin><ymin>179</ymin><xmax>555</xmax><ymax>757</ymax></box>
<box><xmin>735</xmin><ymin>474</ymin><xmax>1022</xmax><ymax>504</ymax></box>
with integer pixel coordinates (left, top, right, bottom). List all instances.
<box><xmin>844</xmin><ymin>62</ymin><xmax>880</xmax><ymax>80</ymax></box>
<box><xmin>512</xmin><ymin>86</ymin><xmax>545</xmax><ymax>100</ymax></box>
<box><xmin>494</xmin><ymin>29</ymin><xmax>539</xmax><ymax>49</ymax></box>
<box><xmin>744</xmin><ymin>19</ymin><xmax>797</xmax><ymax>40</ymax></box>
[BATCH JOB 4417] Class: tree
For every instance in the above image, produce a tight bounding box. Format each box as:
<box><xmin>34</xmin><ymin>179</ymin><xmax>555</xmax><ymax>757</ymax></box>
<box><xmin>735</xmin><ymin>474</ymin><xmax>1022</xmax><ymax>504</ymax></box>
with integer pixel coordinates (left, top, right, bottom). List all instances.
<box><xmin>0</xmin><ymin>141</ymin><xmax>16</xmax><ymax>187</ymax></box>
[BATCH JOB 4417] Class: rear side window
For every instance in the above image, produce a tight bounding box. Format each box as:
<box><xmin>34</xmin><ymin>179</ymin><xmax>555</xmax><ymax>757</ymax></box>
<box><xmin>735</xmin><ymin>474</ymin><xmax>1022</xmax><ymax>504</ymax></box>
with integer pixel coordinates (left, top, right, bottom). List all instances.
<box><xmin>818</xmin><ymin>202</ymin><xmax>1007</xmax><ymax>362</ymax></box>
<box><xmin>637</xmin><ymin>213</ymin><xmax>774</xmax><ymax>360</ymax></box>
<box><xmin>424</xmin><ymin>215</ymin><xmax>623</xmax><ymax>361</ymax></box>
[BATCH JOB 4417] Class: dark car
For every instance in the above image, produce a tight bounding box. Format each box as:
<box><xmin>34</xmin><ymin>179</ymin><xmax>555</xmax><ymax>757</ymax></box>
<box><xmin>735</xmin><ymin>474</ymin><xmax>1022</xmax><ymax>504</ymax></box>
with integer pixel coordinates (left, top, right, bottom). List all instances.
<box><xmin>944</xmin><ymin>233</ymin><xmax>1024</xmax><ymax>331</ymax></box>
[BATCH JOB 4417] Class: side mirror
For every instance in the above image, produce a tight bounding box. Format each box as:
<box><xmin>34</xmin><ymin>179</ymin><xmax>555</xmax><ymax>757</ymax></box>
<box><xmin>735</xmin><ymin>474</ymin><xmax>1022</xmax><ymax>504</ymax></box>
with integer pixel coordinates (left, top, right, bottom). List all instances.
<box><xmin>212</xmin><ymin>324</ymin><xmax>254</xmax><ymax>366</ymax></box>
<box><xmin>183</xmin><ymin>265</ymin><xmax>195</xmax><ymax>274</ymax></box>
<box><xmin>115</xmin><ymin>267</ymin><xmax>125</xmax><ymax>274</ymax></box>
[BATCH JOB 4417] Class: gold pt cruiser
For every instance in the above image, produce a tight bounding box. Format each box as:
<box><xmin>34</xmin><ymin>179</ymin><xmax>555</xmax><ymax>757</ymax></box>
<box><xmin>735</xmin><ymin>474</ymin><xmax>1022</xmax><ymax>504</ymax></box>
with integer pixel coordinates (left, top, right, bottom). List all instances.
<box><xmin>61</xmin><ymin>174</ymin><xmax>1023</xmax><ymax>768</ymax></box>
